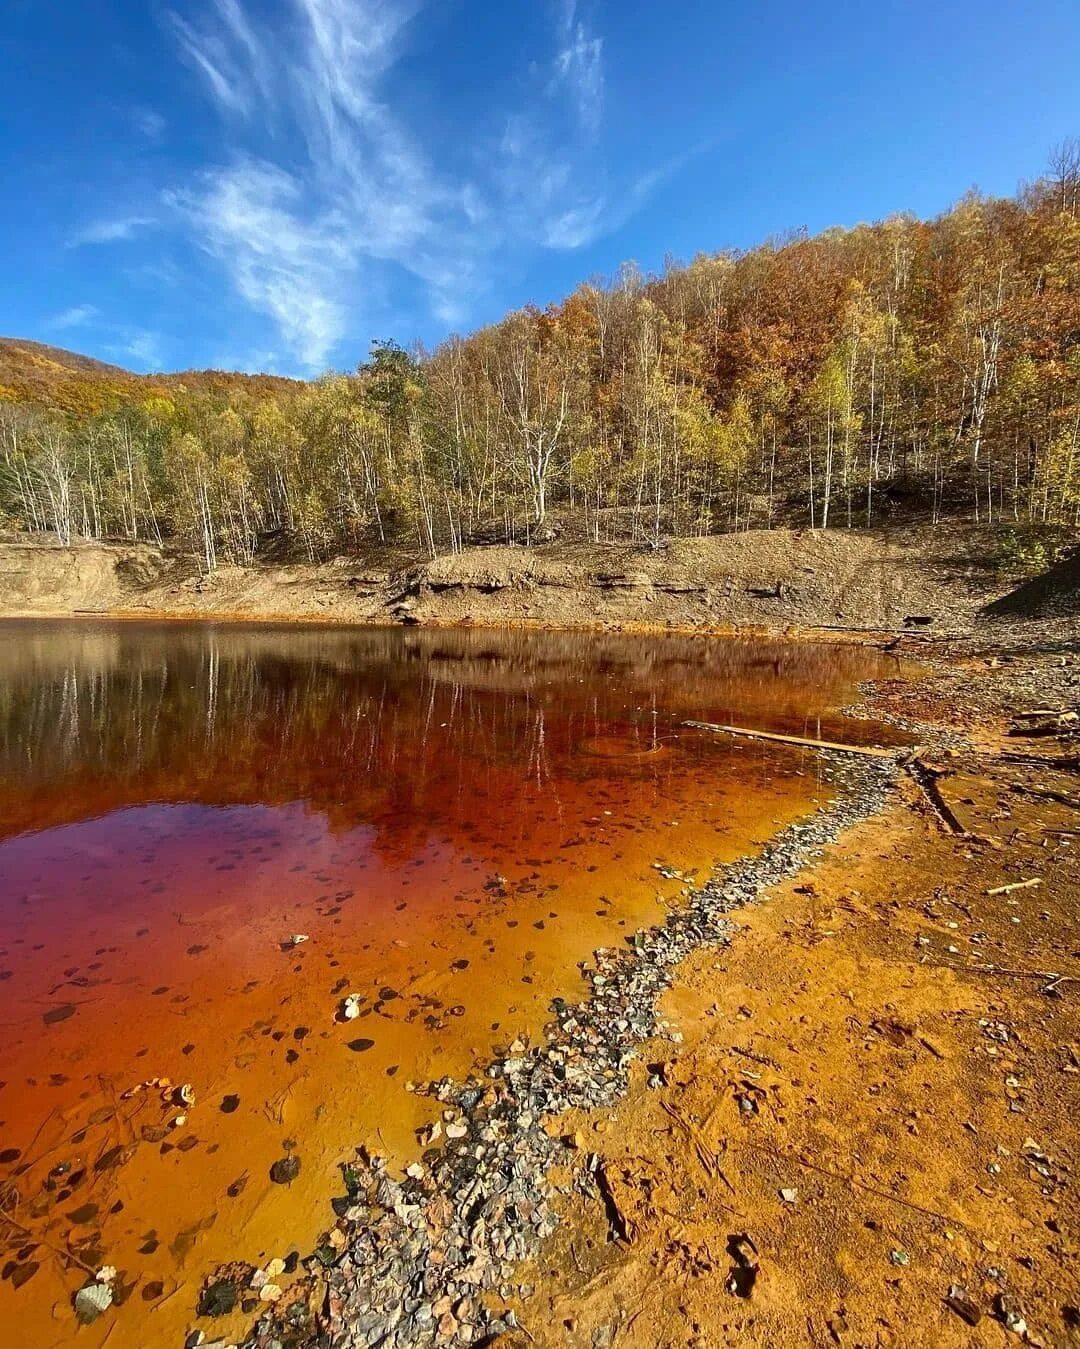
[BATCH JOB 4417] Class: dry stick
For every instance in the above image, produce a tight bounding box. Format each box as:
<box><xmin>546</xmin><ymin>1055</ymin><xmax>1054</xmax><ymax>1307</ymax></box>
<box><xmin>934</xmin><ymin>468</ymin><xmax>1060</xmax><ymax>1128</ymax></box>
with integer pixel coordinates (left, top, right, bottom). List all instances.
<box><xmin>1011</xmin><ymin>782</ymin><xmax>1080</xmax><ymax>811</ymax></box>
<box><xmin>620</xmin><ymin>1283</ymin><xmax>667</xmax><ymax>1342</ymax></box>
<box><xmin>999</xmin><ymin>752</ymin><xmax>1080</xmax><ymax>772</ymax></box>
<box><xmin>737</xmin><ymin>1140</ymin><xmax>970</xmax><ymax>1231</ymax></box>
<box><xmin>970</xmin><ymin>963</ymin><xmax>1073</xmax><ymax>985</ymax></box>
<box><xmin>926</xmin><ymin>958</ymin><xmax>1074</xmax><ymax>987</ymax></box>
<box><xmin>730</xmin><ymin>1044</ymin><xmax>780</xmax><ymax>1071</ymax></box>
<box><xmin>903</xmin><ymin>758</ymin><xmax>968</xmax><ymax>836</ymax></box>
<box><xmin>986</xmin><ymin>877</ymin><xmax>1042</xmax><ymax>895</ymax></box>
<box><xmin>659</xmin><ymin>1099</ymin><xmax>738</xmax><ymax>1202</ymax></box>
<box><xmin>681</xmin><ymin>721</ymin><xmax>897</xmax><ymax>759</ymax></box>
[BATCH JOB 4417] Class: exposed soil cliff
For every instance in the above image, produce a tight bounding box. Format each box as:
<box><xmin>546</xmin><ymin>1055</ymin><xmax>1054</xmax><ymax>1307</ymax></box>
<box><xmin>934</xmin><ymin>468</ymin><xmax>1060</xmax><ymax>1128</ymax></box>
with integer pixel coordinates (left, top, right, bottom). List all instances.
<box><xmin>2</xmin><ymin>523</ymin><xmax>1074</xmax><ymax>635</ymax></box>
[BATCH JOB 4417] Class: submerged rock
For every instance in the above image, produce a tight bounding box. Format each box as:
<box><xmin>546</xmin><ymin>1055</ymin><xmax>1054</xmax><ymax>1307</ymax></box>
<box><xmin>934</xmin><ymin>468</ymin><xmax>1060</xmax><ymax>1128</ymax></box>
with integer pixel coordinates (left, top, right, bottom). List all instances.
<box><xmin>74</xmin><ymin>1282</ymin><xmax>113</xmax><ymax>1324</ymax></box>
<box><xmin>269</xmin><ymin>1155</ymin><xmax>301</xmax><ymax>1185</ymax></box>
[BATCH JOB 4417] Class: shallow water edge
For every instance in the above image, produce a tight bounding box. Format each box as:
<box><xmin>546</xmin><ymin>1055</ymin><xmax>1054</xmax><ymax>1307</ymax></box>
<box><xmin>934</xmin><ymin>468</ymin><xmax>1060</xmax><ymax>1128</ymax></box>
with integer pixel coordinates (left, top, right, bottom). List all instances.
<box><xmin>0</xmin><ymin>619</ymin><xmax>906</xmax><ymax>1346</ymax></box>
<box><xmin>241</xmin><ymin>752</ymin><xmax>898</xmax><ymax>1349</ymax></box>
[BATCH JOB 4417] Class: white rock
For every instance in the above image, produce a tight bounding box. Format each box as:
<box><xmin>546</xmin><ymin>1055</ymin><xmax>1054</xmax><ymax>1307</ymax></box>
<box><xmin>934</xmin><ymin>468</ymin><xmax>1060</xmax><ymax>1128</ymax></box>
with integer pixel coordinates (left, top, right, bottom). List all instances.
<box><xmin>74</xmin><ymin>1284</ymin><xmax>113</xmax><ymax>1324</ymax></box>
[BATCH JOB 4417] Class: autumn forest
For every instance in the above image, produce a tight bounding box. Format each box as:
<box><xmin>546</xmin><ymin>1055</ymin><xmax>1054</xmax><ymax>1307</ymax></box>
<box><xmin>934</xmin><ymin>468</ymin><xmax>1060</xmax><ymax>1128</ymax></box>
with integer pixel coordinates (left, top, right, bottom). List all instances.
<box><xmin>2</xmin><ymin>146</ymin><xmax>1079</xmax><ymax>569</ymax></box>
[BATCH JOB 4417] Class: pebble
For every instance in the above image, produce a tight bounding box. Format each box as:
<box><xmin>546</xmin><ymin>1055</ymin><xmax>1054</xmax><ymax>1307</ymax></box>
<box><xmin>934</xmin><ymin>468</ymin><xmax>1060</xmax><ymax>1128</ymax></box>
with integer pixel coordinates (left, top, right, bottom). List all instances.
<box><xmin>74</xmin><ymin>1283</ymin><xmax>113</xmax><ymax>1325</ymax></box>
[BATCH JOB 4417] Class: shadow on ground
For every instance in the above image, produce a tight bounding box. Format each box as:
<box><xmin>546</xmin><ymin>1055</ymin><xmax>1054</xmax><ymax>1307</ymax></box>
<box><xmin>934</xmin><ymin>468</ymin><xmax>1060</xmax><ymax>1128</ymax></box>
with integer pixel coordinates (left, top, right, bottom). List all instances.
<box><xmin>981</xmin><ymin>548</ymin><xmax>1080</xmax><ymax>620</ymax></box>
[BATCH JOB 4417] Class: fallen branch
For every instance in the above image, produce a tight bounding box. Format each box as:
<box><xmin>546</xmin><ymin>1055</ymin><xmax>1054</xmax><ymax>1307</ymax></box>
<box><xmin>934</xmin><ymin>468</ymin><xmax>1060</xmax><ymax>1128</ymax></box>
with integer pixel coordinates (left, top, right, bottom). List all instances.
<box><xmin>1011</xmin><ymin>782</ymin><xmax>1080</xmax><ymax>811</ymax></box>
<box><xmin>1000</xmin><ymin>753</ymin><xmax>1080</xmax><ymax>773</ymax></box>
<box><xmin>737</xmin><ymin>1140</ymin><xmax>970</xmax><ymax>1230</ymax></box>
<box><xmin>903</xmin><ymin>758</ymin><xmax>968</xmax><ymax>836</ymax></box>
<box><xmin>925</xmin><ymin>959</ymin><xmax>1075</xmax><ymax>992</ymax></box>
<box><xmin>682</xmin><ymin>721</ymin><xmax>896</xmax><ymax>759</ymax></box>
<box><xmin>986</xmin><ymin>877</ymin><xmax>1042</xmax><ymax>896</ymax></box>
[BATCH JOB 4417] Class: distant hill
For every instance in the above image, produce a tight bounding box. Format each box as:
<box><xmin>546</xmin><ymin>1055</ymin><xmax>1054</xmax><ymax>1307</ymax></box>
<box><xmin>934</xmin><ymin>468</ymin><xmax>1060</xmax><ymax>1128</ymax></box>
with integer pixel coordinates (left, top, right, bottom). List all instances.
<box><xmin>0</xmin><ymin>337</ymin><xmax>301</xmax><ymax>414</ymax></box>
<box><xmin>0</xmin><ymin>336</ymin><xmax>131</xmax><ymax>379</ymax></box>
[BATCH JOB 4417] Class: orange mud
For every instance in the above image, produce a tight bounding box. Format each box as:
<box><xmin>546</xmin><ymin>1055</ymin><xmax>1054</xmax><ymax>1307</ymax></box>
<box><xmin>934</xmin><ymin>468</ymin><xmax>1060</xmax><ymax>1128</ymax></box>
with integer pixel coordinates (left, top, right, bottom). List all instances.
<box><xmin>508</xmin><ymin>676</ymin><xmax>1080</xmax><ymax>1347</ymax></box>
<box><xmin>0</xmin><ymin>623</ymin><xmax>903</xmax><ymax>1347</ymax></box>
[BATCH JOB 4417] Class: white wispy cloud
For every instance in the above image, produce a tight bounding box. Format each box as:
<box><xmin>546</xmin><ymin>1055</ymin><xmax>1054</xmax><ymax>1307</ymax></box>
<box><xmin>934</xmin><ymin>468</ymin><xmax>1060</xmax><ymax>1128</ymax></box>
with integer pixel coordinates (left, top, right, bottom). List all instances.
<box><xmin>46</xmin><ymin>304</ymin><xmax>100</xmax><ymax>331</ymax></box>
<box><xmin>71</xmin><ymin>216</ymin><xmax>156</xmax><ymax>246</ymax></box>
<box><xmin>133</xmin><ymin>107</ymin><xmax>166</xmax><ymax>142</ymax></box>
<box><xmin>168</xmin><ymin>160</ymin><xmax>351</xmax><ymax>369</ymax></box>
<box><xmin>168</xmin><ymin>2</ymin><xmax>258</xmax><ymax>117</ymax></box>
<box><xmin>148</xmin><ymin>0</ymin><xmax>664</xmax><ymax>368</ymax></box>
<box><xmin>161</xmin><ymin>0</ymin><xmax>478</xmax><ymax>367</ymax></box>
<box><xmin>553</xmin><ymin>0</ymin><xmax>604</xmax><ymax>137</ymax></box>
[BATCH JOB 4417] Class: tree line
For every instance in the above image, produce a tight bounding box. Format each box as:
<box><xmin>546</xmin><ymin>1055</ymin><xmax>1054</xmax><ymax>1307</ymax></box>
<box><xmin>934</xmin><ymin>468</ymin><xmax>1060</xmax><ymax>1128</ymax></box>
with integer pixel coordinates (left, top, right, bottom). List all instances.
<box><xmin>2</xmin><ymin>143</ymin><xmax>1078</xmax><ymax>567</ymax></box>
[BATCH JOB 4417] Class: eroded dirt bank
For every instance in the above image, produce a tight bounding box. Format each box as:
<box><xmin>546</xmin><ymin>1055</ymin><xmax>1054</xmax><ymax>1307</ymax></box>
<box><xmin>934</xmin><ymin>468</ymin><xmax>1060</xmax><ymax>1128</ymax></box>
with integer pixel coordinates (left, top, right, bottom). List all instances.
<box><xmin>2</xmin><ymin>522</ymin><xmax>1072</xmax><ymax>634</ymax></box>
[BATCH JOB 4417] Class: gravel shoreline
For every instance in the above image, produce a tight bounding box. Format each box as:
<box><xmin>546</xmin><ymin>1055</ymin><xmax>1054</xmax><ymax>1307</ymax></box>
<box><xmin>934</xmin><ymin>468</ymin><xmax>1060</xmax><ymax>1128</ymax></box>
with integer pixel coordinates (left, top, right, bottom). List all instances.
<box><xmin>228</xmin><ymin>751</ymin><xmax>899</xmax><ymax>1349</ymax></box>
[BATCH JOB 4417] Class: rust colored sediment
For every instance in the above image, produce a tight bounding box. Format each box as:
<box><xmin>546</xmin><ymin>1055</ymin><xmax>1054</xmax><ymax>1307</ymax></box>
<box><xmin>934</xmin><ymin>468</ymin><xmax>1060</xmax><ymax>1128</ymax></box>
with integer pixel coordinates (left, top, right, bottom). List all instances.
<box><xmin>0</xmin><ymin>621</ymin><xmax>904</xmax><ymax>1349</ymax></box>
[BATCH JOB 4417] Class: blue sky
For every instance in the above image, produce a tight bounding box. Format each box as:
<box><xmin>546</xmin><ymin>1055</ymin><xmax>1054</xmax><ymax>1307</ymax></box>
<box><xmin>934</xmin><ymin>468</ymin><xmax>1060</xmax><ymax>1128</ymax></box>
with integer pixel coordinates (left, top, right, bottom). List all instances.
<box><xmin>2</xmin><ymin>0</ymin><xmax>1077</xmax><ymax>377</ymax></box>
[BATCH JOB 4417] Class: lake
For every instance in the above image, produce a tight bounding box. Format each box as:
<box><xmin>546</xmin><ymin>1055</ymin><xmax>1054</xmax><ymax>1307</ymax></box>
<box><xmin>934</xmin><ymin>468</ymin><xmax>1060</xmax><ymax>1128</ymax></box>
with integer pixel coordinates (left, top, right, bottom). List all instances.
<box><xmin>0</xmin><ymin>621</ymin><xmax>903</xmax><ymax>1347</ymax></box>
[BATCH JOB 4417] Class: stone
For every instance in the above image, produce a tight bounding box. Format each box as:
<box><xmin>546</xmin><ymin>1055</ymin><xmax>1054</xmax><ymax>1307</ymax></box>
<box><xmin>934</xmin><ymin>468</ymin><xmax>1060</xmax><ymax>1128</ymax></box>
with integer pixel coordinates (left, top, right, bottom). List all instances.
<box><xmin>74</xmin><ymin>1283</ymin><xmax>113</xmax><ymax>1325</ymax></box>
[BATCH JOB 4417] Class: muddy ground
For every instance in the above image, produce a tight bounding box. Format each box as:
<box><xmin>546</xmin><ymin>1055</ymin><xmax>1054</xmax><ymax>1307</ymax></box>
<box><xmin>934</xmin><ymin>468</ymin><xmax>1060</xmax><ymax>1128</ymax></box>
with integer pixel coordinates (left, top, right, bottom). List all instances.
<box><xmin>502</xmin><ymin>637</ymin><xmax>1080</xmax><ymax>1347</ymax></box>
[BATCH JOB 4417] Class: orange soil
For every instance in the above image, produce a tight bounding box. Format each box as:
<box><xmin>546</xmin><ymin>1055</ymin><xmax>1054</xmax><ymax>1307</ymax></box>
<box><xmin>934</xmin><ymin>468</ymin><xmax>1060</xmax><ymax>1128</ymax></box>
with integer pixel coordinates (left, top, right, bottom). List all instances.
<box><xmin>507</xmin><ymin>728</ymin><xmax>1080</xmax><ymax>1345</ymax></box>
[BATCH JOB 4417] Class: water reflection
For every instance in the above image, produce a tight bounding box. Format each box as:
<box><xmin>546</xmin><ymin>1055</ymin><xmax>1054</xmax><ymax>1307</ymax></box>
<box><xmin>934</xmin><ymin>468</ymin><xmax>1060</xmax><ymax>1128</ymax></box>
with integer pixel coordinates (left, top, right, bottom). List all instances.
<box><xmin>0</xmin><ymin>622</ymin><xmax>899</xmax><ymax>840</ymax></box>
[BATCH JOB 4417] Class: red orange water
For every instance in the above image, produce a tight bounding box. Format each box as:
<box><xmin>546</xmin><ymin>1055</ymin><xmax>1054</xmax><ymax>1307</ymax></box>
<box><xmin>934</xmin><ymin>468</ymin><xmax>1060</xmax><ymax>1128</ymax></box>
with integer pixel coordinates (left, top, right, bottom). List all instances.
<box><xmin>0</xmin><ymin>622</ymin><xmax>903</xmax><ymax>1347</ymax></box>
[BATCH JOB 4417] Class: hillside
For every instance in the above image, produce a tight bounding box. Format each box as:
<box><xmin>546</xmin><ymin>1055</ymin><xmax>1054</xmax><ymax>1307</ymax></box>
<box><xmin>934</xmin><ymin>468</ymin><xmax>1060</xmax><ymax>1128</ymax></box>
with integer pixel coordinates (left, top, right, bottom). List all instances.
<box><xmin>1</xmin><ymin>154</ymin><xmax>1078</xmax><ymax>567</ymax></box>
<box><xmin>0</xmin><ymin>337</ymin><xmax>130</xmax><ymax>379</ymax></box>
<box><xmin>0</xmin><ymin>336</ymin><xmax>300</xmax><ymax>415</ymax></box>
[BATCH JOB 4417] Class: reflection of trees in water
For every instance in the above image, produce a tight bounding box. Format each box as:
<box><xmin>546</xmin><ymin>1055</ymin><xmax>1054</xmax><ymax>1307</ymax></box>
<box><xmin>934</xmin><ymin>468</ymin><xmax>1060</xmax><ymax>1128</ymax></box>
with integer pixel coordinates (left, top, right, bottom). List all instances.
<box><xmin>0</xmin><ymin>623</ymin><xmax>902</xmax><ymax>841</ymax></box>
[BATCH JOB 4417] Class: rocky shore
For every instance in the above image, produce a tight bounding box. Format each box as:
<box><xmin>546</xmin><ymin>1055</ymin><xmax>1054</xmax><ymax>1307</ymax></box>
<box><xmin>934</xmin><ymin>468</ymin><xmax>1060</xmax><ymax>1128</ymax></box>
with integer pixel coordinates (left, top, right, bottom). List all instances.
<box><xmin>218</xmin><ymin>753</ymin><xmax>898</xmax><ymax>1349</ymax></box>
